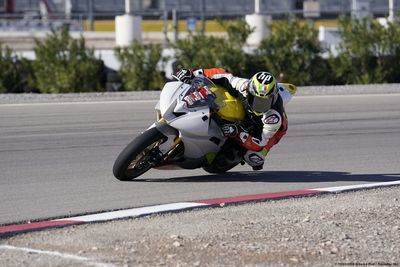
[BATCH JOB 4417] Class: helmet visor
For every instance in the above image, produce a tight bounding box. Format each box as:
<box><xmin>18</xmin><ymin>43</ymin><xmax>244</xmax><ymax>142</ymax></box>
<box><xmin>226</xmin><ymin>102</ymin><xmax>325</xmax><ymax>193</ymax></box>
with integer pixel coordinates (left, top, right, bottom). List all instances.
<box><xmin>248</xmin><ymin>93</ymin><xmax>274</xmax><ymax>114</ymax></box>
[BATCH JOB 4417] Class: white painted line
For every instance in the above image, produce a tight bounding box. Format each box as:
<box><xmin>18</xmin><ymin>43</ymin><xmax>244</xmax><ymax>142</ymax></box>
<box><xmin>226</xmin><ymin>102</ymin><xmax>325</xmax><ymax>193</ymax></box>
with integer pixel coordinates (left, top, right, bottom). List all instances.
<box><xmin>0</xmin><ymin>245</ymin><xmax>115</xmax><ymax>267</ymax></box>
<box><xmin>311</xmin><ymin>180</ymin><xmax>400</xmax><ymax>193</ymax></box>
<box><xmin>55</xmin><ymin>202</ymin><xmax>208</xmax><ymax>222</ymax></box>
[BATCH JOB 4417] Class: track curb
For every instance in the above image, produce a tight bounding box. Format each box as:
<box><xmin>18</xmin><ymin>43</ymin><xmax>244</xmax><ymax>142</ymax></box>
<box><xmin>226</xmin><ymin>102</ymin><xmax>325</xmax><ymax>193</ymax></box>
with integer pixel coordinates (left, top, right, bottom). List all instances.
<box><xmin>1</xmin><ymin>180</ymin><xmax>399</xmax><ymax>236</ymax></box>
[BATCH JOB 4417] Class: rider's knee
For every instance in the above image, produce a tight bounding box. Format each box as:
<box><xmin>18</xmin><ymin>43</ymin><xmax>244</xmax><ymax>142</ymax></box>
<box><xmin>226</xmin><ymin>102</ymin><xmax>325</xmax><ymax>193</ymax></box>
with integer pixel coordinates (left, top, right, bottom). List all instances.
<box><xmin>243</xmin><ymin>150</ymin><xmax>266</xmax><ymax>170</ymax></box>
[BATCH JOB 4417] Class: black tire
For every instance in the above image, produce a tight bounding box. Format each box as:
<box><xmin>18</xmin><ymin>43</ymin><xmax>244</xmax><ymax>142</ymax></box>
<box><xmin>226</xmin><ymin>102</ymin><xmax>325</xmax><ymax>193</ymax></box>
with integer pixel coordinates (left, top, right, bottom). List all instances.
<box><xmin>202</xmin><ymin>140</ymin><xmax>243</xmax><ymax>174</ymax></box>
<box><xmin>202</xmin><ymin>162</ymin><xmax>239</xmax><ymax>174</ymax></box>
<box><xmin>113</xmin><ymin>127</ymin><xmax>166</xmax><ymax>181</ymax></box>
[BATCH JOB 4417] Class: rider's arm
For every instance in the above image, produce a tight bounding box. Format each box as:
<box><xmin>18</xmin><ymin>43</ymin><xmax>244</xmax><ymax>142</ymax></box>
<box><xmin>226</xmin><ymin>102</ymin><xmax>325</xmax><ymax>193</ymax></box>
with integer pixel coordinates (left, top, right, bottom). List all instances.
<box><xmin>238</xmin><ymin>109</ymin><xmax>283</xmax><ymax>151</ymax></box>
<box><xmin>194</xmin><ymin>68</ymin><xmax>249</xmax><ymax>97</ymax></box>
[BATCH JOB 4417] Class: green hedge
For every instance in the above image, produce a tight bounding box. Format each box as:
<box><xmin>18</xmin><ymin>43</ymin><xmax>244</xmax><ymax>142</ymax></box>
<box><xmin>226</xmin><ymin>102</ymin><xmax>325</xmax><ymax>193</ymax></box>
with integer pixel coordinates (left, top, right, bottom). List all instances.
<box><xmin>329</xmin><ymin>16</ymin><xmax>400</xmax><ymax>84</ymax></box>
<box><xmin>0</xmin><ymin>44</ymin><xmax>35</xmax><ymax>93</ymax></box>
<box><xmin>115</xmin><ymin>43</ymin><xmax>165</xmax><ymax>91</ymax></box>
<box><xmin>1</xmin><ymin>27</ymin><xmax>106</xmax><ymax>94</ymax></box>
<box><xmin>257</xmin><ymin>19</ymin><xmax>325</xmax><ymax>85</ymax></box>
<box><xmin>174</xmin><ymin>19</ymin><xmax>252</xmax><ymax>76</ymax></box>
<box><xmin>174</xmin><ymin>19</ymin><xmax>328</xmax><ymax>85</ymax></box>
<box><xmin>174</xmin><ymin>17</ymin><xmax>400</xmax><ymax>86</ymax></box>
<box><xmin>32</xmin><ymin>26</ymin><xmax>105</xmax><ymax>93</ymax></box>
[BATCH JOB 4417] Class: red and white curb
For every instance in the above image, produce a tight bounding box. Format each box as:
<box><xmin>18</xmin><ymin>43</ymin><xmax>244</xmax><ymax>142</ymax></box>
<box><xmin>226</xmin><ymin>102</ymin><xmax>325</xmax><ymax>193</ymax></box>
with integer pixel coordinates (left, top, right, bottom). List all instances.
<box><xmin>1</xmin><ymin>180</ymin><xmax>399</xmax><ymax>235</ymax></box>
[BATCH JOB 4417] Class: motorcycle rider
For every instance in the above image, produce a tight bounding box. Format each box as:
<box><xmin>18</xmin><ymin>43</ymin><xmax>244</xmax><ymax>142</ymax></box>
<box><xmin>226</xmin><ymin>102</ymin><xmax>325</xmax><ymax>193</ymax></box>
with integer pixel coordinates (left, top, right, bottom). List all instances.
<box><xmin>175</xmin><ymin>68</ymin><xmax>295</xmax><ymax>170</ymax></box>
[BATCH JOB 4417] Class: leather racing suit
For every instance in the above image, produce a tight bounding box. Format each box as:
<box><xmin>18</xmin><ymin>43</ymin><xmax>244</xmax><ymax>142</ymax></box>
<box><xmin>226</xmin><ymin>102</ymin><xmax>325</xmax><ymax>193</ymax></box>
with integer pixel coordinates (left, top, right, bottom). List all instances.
<box><xmin>193</xmin><ymin>68</ymin><xmax>291</xmax><ymax>170</ymax></box>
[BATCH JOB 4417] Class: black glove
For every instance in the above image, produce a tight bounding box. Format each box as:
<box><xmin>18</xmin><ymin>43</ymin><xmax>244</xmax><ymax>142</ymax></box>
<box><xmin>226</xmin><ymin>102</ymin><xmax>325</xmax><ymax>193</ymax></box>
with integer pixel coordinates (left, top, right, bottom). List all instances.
<box><xmin>175</xmin><ymin>69</ymin><xmax>195</xmax><ymax>84</ymax></box>
<box><xmin>221</xmin><ymin>124</ymin><xmax>239</xmax><ymax>137</ymax></box>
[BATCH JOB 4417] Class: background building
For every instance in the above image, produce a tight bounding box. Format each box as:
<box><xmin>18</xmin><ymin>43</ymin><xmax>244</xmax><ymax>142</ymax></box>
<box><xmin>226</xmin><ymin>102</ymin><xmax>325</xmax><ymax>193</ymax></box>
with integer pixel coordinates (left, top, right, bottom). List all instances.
<box><xmin>1</xmin><ymin>0</ymin><xmax>399</xmax><ymax>20</ymax></box>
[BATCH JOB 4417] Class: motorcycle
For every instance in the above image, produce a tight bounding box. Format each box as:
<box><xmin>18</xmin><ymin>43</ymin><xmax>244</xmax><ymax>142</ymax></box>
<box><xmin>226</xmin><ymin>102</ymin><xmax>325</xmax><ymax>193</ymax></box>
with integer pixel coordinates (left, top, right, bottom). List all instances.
<box><xmin>112</xmin><ymin>76</ymin><xmax>296</xmax><ymax>181</ymax></box>
<box><xmin>113</xmin><ymin>76</ymin><xmax>248</xmax><ymax>181</ymax></box>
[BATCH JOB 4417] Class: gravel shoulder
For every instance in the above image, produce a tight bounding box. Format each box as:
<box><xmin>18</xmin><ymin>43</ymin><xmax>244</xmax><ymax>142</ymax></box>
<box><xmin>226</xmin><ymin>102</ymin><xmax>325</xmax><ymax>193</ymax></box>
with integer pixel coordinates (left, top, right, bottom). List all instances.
<box><xmin>1</xmin><ymin>186</ymin><xmax>399</xmax><ymax>267</ymax></box>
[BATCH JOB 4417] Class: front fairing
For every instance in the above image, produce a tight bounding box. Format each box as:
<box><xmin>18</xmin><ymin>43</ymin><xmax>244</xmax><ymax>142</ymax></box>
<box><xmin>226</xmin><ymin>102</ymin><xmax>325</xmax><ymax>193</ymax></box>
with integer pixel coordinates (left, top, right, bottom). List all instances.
<box><xmin>158</xmin><ymin>77</ymin><xmax>221</xmax><ymax>120</ymax></box>
<box><xmin>155</xmin><ymin>77</ymin><xmax>246</xmax><ymax>160</ymax></box>
<box><xmin>158</xmin><ymin>81</ymin><xmax>189</xmax><ymax>121</ymax></box>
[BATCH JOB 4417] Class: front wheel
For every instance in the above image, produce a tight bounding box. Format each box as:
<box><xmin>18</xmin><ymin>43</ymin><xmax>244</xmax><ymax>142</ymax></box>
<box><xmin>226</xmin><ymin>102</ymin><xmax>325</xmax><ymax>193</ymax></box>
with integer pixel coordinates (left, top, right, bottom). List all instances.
<box><xmin>113</xmin><ymin>127</ymin><xmax>166</xmax><ymax>181</ymax></box>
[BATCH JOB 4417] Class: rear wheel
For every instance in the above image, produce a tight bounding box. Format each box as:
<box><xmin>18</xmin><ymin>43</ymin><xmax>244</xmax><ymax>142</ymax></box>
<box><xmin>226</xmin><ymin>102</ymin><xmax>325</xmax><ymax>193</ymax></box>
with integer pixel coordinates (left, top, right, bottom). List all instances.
<box><xmin>113</xmin><ymin>127</ymin><xmax>166</xmax><ymax>181</ymax></box>
<box><xmin>202</xmin><ymin>140</ymin><xmax>244</xmax><ymax>174</ymax></box>
<box><xmin>202</xmin><ymin>161</ymin><xmax>239</xmax><ymax>174</ymax></box>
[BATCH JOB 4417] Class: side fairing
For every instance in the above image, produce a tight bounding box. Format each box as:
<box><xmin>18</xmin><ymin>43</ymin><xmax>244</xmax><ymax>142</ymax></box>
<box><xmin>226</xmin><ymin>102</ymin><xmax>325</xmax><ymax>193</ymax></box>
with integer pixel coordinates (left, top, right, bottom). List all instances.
<box><xmin>156</xmin><ymin>79</ymin><xmax>226</xmax><ymax>159</ymax></box>
<box><xmin>168</xmin><ymin>108</ymin><xmax>223</xmax><ymax>158</ymax></box>
<box><xmin>169</xmin><ymin>108</ymin><xmax>210</xmax><ymax>137</ymax></box>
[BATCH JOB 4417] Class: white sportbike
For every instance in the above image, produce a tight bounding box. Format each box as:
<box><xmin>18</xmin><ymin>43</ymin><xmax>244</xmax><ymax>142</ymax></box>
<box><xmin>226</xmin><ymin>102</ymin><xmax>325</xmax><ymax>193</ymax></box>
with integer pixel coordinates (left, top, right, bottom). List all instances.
<box><xmin>112</xmin><ymin>76</ymin><xmax>295</xmax><ymax>181</ymax></box>
<box><xmin>113</xmin><ymin>76</ymin><xmax>250</xmax><ymax>181</ymax></box>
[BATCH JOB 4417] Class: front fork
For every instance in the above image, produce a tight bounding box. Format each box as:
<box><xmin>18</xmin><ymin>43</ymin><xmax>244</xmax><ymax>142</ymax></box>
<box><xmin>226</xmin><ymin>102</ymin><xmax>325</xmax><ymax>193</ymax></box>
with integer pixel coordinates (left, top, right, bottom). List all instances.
<box><xmin>152</xmin><ymin>118</ymin><xmax>183</xmax><ymax>164</ymax></box>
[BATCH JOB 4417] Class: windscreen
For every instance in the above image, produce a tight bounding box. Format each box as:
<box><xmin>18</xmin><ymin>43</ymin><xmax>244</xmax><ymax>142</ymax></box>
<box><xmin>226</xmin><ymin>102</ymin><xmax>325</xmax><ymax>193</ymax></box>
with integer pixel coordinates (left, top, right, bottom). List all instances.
<box><xmin>181</xmin><ymin>76</ymin><xmax>223</xmax><ymax>110</ymax></box>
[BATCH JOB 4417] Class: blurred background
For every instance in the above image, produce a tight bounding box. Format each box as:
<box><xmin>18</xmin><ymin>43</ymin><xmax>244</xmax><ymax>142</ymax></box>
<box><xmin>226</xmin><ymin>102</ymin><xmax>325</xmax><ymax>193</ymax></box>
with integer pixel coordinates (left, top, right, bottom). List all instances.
<box><xmin>1</xmin><ymin>0</ymin><xmax>399</xmax><ymax>35</ymax></box>
<box><xmin>1</xmin><ymin>0</ymin><xmax>400</xmax><ymax>93</ymax></box>
<box><xmin>1</xmin><ymin>1</ymin><xmax>399</xmax><ymax>20</ymax></box>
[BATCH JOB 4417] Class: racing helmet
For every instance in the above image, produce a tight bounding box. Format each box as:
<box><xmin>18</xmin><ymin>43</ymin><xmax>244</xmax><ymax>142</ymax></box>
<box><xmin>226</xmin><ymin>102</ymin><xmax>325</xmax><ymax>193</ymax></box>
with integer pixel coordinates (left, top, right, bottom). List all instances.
<box><xmin>246</xmin><ymin>71</ymin><xmax>278</xmax><ymax>115</ymax></box>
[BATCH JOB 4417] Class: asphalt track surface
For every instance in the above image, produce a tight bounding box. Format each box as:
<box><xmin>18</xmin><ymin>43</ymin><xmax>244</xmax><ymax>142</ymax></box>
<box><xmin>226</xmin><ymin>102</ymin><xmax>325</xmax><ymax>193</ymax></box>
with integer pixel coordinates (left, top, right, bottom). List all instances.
<box><xmin>1</xmin><ymin>94</ymin><xmax>400</xmax><ymax>225</ymax></box>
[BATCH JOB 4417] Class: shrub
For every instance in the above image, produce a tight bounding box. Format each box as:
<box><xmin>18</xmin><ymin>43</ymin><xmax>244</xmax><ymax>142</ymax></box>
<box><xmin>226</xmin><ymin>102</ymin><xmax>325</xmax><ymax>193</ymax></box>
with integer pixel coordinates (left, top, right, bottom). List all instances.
<box><xmin>115</xmin><ymin>43</ymin><xmax>165</xmax><ymax>90</ymax></box>
<box><xmin>175</xmin><ymin>34</ymin><xmax>223</xmax><ymax>69</ymax></box>
<box><xmin>0</xmin><ymin>44</ymin><xmax>35</xmax><ymax>93</ymax></box>
<box><xmin>32</xmin><ymin>26</ymin><xmax>104</xmax><ymax>93</ymax></box>
<box><xmin>219</xmin><ymin>19</ymin><xmax>254</xmax><ymax>48</ymax></box>
<box><xmin>257</xmin><ymin>19</ymin><xmax>325</xmax><ymax>85</ymax></box>
<box><xmin>174</xmin><ymin>19</ymin><xmax>252</xmax><ymax>77</ymax></box>
<box><xmin>329</xmin><ymin>16</ymin><xmax>400</xmax><ymax>84</ymax></box>
<box><xmin>0</xmin><ymin>45</ymin><xmax>14</xmax><ymax>93</ymax></box>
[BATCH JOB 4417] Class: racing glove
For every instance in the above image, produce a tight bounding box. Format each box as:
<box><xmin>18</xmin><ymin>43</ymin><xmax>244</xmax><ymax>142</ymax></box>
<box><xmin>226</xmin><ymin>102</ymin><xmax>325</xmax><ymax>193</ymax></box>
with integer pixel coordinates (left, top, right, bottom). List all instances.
<box><xmin>221</xmin><ymin>124</ymin><xmax>239</xmax><ymax>137</ymax></box>
<box><xmin>222</xmin><ymin>123</ymin><xmax>248</xmax><ymax>138</ymax></box>
<box><xmin>223</xmin><ymin>123</ymin><xmax>265</xmax><ymax>152</ymax></box>
<box><xmin>175</xmin><ymin>69</ymin><xmax>195</xmax><ymax>84</ymax></box>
